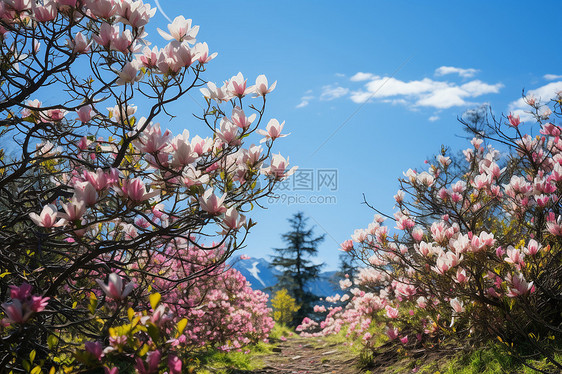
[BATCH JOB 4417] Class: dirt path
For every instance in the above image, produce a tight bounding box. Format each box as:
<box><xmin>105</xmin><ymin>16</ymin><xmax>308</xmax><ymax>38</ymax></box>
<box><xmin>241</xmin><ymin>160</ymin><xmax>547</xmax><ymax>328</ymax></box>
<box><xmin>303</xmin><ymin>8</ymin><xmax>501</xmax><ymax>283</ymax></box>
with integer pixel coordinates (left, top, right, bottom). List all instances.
<box><xmin>249</xmin><ymin>336</ymin><xmax>362</xmax><ymax>374</ymax></box>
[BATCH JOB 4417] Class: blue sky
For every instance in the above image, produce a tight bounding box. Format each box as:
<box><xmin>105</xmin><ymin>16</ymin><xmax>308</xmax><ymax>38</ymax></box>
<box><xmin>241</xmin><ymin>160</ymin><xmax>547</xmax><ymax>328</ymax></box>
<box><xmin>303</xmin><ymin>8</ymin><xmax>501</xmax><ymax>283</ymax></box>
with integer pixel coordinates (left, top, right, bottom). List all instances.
<box><xmin>146</xmin><ymin>1</ymin><xmax>562</xmax><ymax>270</ymax></box>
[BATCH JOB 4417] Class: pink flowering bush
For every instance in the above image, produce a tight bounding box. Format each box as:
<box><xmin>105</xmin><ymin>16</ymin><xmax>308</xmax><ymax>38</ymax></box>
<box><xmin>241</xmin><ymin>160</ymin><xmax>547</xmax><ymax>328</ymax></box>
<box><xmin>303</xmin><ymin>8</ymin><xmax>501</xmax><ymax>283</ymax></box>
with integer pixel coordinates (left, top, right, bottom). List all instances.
<box><xmin>302</xmin><ymin>98</ymin><xmax>562</xmax><ymax>370</ymax></box>
<box><xmin>0</xmin><ymin>0</ymin><xmax>292</xmax><ymax>371</ymax></box>
<box><xmin>143</xmin><ymin>239</ymin><xmax>274</xmax><ymax>352</ymax></box>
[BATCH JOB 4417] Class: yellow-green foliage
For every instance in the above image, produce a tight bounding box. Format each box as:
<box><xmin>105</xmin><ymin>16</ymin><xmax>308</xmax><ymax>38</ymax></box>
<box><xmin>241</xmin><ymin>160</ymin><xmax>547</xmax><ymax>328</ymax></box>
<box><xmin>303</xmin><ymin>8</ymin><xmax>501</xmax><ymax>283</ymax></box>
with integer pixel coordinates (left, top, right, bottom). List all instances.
<box><xmin>271</xmin><ymin>289</ymin><xmax>299</xmax><ymax>325</ymax></box>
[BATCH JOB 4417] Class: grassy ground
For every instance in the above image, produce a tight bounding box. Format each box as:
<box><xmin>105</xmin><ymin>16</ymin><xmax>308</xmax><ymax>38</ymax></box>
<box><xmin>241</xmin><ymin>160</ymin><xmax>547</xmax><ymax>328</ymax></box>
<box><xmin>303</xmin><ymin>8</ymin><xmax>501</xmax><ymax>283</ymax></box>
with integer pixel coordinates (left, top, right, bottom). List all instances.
<box><xmin>192</xmin><ymin>324</ymin><xmax>295</xmax><ymax>373</ymax></box>
<box><xmin>190</xmin><ymin>323</ymin><xmax>562</xmax><ymax>373</ymax></box>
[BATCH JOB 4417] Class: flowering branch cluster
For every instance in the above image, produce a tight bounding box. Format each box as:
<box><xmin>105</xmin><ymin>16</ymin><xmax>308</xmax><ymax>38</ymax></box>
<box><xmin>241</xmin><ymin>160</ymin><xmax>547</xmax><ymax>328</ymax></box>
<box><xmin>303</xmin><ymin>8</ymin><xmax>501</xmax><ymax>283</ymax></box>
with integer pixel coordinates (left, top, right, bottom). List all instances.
<box><xmin>0</xmin><ymin>0</ymin><xmax>292</xmax><ymax>371</ymax></box>
<box><xmin>301</xmin><ymin>96</ymin><xmax>562</xmax><ymax>370</ymax></box>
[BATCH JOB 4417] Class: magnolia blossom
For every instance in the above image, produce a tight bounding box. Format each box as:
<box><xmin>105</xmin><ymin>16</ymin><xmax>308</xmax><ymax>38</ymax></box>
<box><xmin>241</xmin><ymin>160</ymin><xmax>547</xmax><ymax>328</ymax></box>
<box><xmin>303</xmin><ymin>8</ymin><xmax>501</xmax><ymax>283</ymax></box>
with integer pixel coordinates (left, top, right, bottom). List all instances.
<box><xmin>60</xmin><ymin>198</ymin><xmax>86</xmax><ymax>222</ymax></box>
<box><xmin>257</xmin><ymin>119</ymin><xmax>288</xmax><ymax>143</ymax></box>
<box><xmin>450</xmin><ymin>297</ymin><xmax>464</xmax><ymax>313</ymax></box>
<box><xmin>96</xmin><ymin>273</ymin><xmax>135</xmax><ymax>300</ymax></box>
<box><xmin>506</xmin><ymin>273</ymin><xmax>534</xmax><ymax>297</ymax></box>
<box><xmin>29</xmin><ymin>204</ymin><xmax>65</xmax><ymax>228</ymax></box>
<box><xmin>118</xmin><ymin>178</ymin><xmax>159</xmax><ymax>202</ymax></box>
<box><xmin>116</xmin><ymin>61</ymin><xmax>143</xmax><ymax>85</ymax></box>
<box><xmin>222</xmin><ymin>207</ymin><xmax>246</xmax><ymax>230</ymax></box>
<box><xmin>228</xmin><ymin>72</ymin><xmax>253</xmax><ymax>98</ymax></box>
<box><xmin>68</xmin><ymin>32</ymin><xmax>90</xmax><ymax>54</ymax></box>
<box><xmin>198</xmin><ymin>188</ymin><xmax>227</xmax><ymax>215</ymax></box>
<box><xmin>1</xmin><ymin>283</ymin><xmax>49</xmax><ymax>324</ymax></box>
<box><xmin>254</xmin><ymin>74</ymin><xmax>276</xmax><ymax>96</ymax></box>
<box><xmin>261</xmin><ymin>154</ymin><xmax>297</xmax><ymax>180</ymax></box>
<box><xmin>157</xmin><ymin>15</ymin><xmax>198</xmax><ymax>43</ymax></box>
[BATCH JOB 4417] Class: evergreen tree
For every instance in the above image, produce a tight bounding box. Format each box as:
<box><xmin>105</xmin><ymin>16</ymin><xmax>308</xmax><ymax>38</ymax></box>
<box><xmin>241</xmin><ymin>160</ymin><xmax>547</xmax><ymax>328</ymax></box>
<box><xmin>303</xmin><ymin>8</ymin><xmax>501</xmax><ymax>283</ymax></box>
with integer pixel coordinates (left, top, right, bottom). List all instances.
<box><xmin>271</xmin><ymin>212</ymin><xmax>325</xmax><ymax>324</ymax></box>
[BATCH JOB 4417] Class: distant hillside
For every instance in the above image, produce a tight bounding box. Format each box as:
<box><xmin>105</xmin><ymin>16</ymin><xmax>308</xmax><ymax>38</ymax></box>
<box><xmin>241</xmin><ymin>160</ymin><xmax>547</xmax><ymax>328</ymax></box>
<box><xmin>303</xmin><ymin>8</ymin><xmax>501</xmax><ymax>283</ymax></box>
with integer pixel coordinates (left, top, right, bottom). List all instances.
<box><xmin>228</xmin><ymin>256</ymin><xmax>340</xmax><ymax>297</ymax></box>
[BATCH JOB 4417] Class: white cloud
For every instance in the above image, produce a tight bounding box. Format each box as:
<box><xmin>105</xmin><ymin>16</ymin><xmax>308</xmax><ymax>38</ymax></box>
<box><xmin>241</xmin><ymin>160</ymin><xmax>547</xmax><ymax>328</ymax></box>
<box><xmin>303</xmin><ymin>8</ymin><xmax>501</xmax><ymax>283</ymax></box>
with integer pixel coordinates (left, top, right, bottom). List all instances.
<box><xmin>429</xmin><ymin>115</ymin><xmax>440</xmax><ymax>122</ymax></box>
<box><xmin>348</xmin><ymin>74</ymin><xmax>502</xmax><ymax>109</ymax></box>
<box><xmin>350</xmin><ymin>72</ymin><xmax>377</xmax><ymax>82</ymax></box>
<box><xmin>320</xmin><ymin>85</ymin><xmax>349</xmax><ymax>101</ymax></box>
<box><xmin>335</xmin><ymin>73</ymin><xmax>345</xmax><ymax>78</ymax></box>
<box><xmin>508</xmin><ymin>81</ymin><xmax>562</xmax><ymax>121</ymax></box>
<box><xmin>296</xmin><ymin>95</ymin><xmax>314</xmax><ymax>109</ymax></box>
<box><xmin>544</xmin><ymin>74</ymin><xmax>562</xmax><ymax>81</ymax></box>
<box><xmin>435</xmin><ymin>66</ymin><xmax>479</xmax><ymax>78</ymax></box>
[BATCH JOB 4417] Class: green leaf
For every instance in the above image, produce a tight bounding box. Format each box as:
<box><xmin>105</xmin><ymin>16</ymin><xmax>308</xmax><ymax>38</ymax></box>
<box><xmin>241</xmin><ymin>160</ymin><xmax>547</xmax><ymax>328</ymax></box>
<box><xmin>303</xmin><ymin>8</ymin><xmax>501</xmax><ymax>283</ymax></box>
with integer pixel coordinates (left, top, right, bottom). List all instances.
<box><xmin>30</xmin><ymin>366</ymin><xmax>42</xmax><ymax>374</ymax></box>
<box><xmin>29</xmin><ymin>350</ymin><xmax>36</xmax><ymax>363</ymax></box>
<box><xmin>47</xmin><ymin>335</ymin><xmax>58</xmax><ymax>350</ymax></box>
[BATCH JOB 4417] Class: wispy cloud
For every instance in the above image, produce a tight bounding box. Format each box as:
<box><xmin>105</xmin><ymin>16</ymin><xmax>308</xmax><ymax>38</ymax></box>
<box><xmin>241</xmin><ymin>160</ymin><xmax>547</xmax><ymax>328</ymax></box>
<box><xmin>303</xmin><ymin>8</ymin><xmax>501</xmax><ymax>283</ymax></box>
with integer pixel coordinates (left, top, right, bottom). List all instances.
<box><xmin>428</xmin><ymin>115</ymin><xmax>440</xmax><ymax>122</ymax></box>
<box><xmin>320</xmin><ymin>85</ymin><xmax>349</xmax><ymax>101</ymax></box>
<box><xmin>350</xmin><ymin>75</ymin><xmax>502</xmax><ymax>109</ymax></box>
<box><xmin>435</xmin><ymin>66</ymin><xmax>478</xmax><ymax>78</ymax></box>
<box><xmin>508</xmin><ymin>81</ymin><xmax>562</xmax><ymax>121</ymax></box>
<box><xmin>350</xmin><ymin>72</ymin><xmax>377</xmax><ymax>82</ymax></box>
<box><xmin>297</xmin><ymin>66</ymin><xmax>501</xmax><ymax>114</ymax></box>
<box><xmin>544</xmin><ymin>74</ymin><xmax>562</xmax><ymax>81</ymax></box>
<box><xmin>296</xmin><ymin>95</ymin><xmax>314</xmax><ymax>108</ymax></box>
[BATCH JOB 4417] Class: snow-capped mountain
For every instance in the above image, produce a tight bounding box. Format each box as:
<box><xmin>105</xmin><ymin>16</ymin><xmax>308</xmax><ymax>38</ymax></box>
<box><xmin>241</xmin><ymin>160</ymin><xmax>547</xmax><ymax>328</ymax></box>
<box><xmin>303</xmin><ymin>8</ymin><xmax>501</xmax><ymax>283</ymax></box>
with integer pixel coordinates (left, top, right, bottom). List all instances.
<box><xmin>228</xmin><ymin>257</ymin><xmax>340</xmax><ymax>297</ymax></box>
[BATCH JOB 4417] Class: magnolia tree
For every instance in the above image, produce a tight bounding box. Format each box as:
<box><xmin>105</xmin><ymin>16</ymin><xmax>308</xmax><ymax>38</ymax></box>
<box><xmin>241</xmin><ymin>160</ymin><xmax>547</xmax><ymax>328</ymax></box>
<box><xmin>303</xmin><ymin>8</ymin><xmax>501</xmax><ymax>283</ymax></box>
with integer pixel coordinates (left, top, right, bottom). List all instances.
<box><xmin>0</xmin><ymin>0</ymin><xmax>294</xmax><ymax>371</ymax></box>
<box><xmin>301</xmin><ymin>97</ymin><xmax>562</xmax><ymax>371</ymax></box>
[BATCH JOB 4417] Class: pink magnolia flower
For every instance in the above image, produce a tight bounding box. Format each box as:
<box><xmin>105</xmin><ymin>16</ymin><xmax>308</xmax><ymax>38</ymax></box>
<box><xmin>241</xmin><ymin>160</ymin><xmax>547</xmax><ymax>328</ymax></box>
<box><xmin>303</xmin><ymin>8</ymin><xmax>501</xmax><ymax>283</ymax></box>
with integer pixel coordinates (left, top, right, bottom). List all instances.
<box><xmin>103</xmin><ymin>367</ymin><xmax>119</xmax><ymax>374</ymax></box>
<box><xmin>33</xmin><ymin>0</ymin><xmax>57</xmax><ymax>22</ymax></box>
<box><xmin>5</xmin><ymin>0</ymin><xmax>31</xmax><ymax>12</ymax></box>
<box><xmin>168</xmin><ymin>354</ymin><xmax>182</xmax><ymax>374</ymax></box>
<box><xmin>85</xmin><ymin>341</ymin><xmax>103</xmax><ymax>361</ymax></box>
<box><xmin>240</xmin><ymin>254</ymin><xmax>251</xmax><ymax>260</ymax></box>
<box><xmin>194</xmin><ymin>42</ymin><xmax>217</xmax><ymax>64</ymax></box>
<box><xmin>135</xmin><ymin>350</ymin><xmax>161</xmax><ymax>374</ymax></box>
<box><xmin>116</xmin><ymin>60</ymin><xmax>143</xmax><ymax>85</ymax></box>
<box><xmin>2</xmin><ymin>283</ymin><xmax>49</xmax><ymax>324</ymax></box>
<box><xmin>400</xmin><ymin>336</ymin><xmax>409</xmax><ymax>345</ymax></box>
<box><xmin>450</xmin><ymin>298</ymin><xmax>465</xmax><ymax>313</ymax></box>
<box><xmin>115</xmin><ymin>0</ymin><xmax>155</xmax><ymax>28</ymax></box>
<box><xmin>385</xmin><ymin>305</ymin><xmax>399</xmax><ymax>319</ymax></box>
<box><xmin>504</xmin><ymin>246</ymin><xmax>525</xmax><ymax>267</ymax></box>
<box><xmin>29</xmin><ymin>204</ymin><xmax>65</xmax><ymax>228</ymax></box>
<box><xmin>60</xmin><ymin>197</ymin><xmax>85</xmax><ymax>221</ymax></box>
<box><xmin>506</xmin><ymin>273</ymin><xmax>535</xmax><ymax>297</ymax></box>
<box><xmin>455</xmin><ymin>268</ymin><xmax>468</xmax><ymax>283</ymax></box>
<box><xmin>261</xmin><ymin>154</ymin><xmax>297</xmax><ymax>180</ymax></box>
<box><xmin>110</xmin><ymin>29</ymin><xmax>134</xmax><ymax>53</ymax></box>
<box><xmin>118</xmin><ymin>178</ymin><xmax>159</xmax><ymax>202</ymax></box>
<box><xmin>217</xmin><ymin>118</ymin><xmax>241</xmax><ymax>146</ymax></box>
<box><xmin>524</xmin><ymin>239</ymin><xmax>542</xmax><ymax>256</ymax></box>
<box><xmin>76</xmin><ymin>105</ymin><xmax>93</xmax><ymax>122</ymax></box>
<box><xmin>74</xmin><ymin>181</ymin><xmax>98</xmax><ymax>206</ymax></box>
<box><xmin>68</xmin><ymin>32</ymin><xmax>90</xmax><ymax>54</ymax></box>
<box><xmin>96</xmin><ymin>273</ymin><xmax>135</xmax><ymax>300</ymax></box>
<box><xmin>257</xmin><ymin>119</ymin><xmax>288</xmax><ymax>143</ymax></box>
<box><xmin>198</xmin><ymin>188</ymin><xmax>227</xmax><ymax>215</ymax></box>
<box><xmin>339</xmin><ymin>239</ymin><xmax>354</xmax><ymax>252</ymax></box>
<box><xmin>231</xmin><ymin>107</ymin><xmax>256</xmax><ymax>129</ymax></box>
<box><xmin>253</xmin><ymin>74</ymin><xmax>277</xmax><ymax>96</ymax></box>
<box><xmin>412</xmin><ymin>227</ymin><xmax>424</xmax><ymax>242</ymax></box>
<box><xmin>386</xmin><ymin>327</ymin><xmax>399</xmax><ymax>340</ymax></box>
<box><xmin>222</xmin><ymin>207</ymin><xmax>246</xmax><ymax>230</ymax></box>
<box><xmin>157</xmin><ymin>15</ymin><xmax>198</xmax><ymax>43</ymax></box>
<box><xmin>93</xmin><ymin>23</ymin><xmax>118</xmax><ymax>48</ymax></box>
<box><xmin>86</xmin><ymin>0</ymin><xmax>117</xmax><ymax>18</ymax></box>
<box><xmin>135</xmin><ymin>120</ymin><xmax>171</xmax><ymax>154</ymax></box>
<box><xmin>228</xmin><ymin>72</ymin><xmax>253</xmax><ymax>98</ymax></box>
<box><xmin>138</xmin><ymin>46</ymin><xmax>160</xmax><ymax>69</ymax></box>
<box><xmin>508</xmin><ymin>113</ymin><xmax>521</xmax><ymax>127</ymax></box>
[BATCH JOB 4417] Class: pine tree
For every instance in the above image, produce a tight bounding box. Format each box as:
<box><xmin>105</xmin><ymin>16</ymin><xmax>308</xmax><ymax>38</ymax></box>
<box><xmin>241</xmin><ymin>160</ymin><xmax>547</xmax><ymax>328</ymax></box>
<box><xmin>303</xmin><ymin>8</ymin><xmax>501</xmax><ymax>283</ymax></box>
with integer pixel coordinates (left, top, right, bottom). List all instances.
<box><xmin>271</xmin><ymin>212</ymin><xmax>325</xmax><ymax>324</ymax></box>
